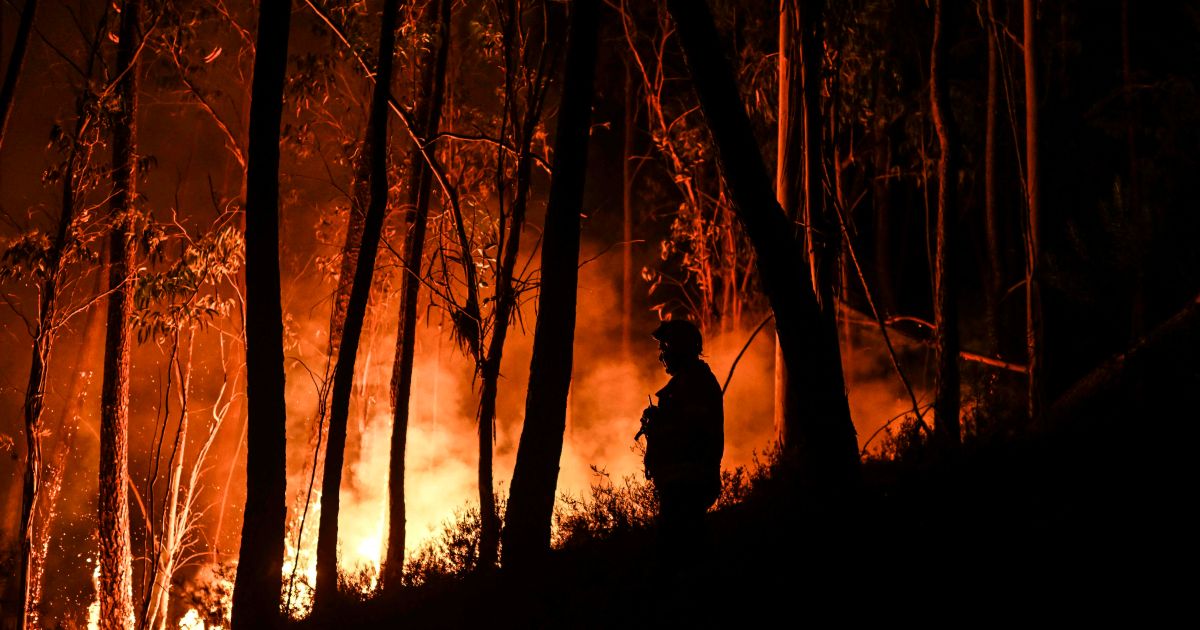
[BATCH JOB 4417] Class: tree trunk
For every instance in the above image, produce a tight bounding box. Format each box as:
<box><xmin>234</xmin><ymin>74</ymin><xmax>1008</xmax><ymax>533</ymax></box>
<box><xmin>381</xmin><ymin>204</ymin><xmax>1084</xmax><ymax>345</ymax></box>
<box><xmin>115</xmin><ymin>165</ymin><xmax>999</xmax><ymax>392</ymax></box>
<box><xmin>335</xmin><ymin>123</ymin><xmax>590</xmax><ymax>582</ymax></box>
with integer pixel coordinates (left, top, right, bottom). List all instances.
<box><xmin>144</xmin><ymin>333</ymin><xmax>194</xmax><ymax>630</ymax></box>
<box><xmin>501</xmin><ymin>0</ymin><xmax>600</xmax><ymax>568</ymax></box>
<box><xmin>472</xmin><ymin>0</ymin><xmax>556</xmax><ymax>571</ymax></box>
<box><xmin>15</xmin><ymin>37</ymin><xmax>103</xmax><ymax>620</ymax></box>
<box><xmin>18</xmin><ymin>288</ymin><xmax>58</xmax><ymax>630</ymax></box>
<box><xmin>983</xmin><ymin>0</ymin><xmax>1002</xmax><ymax>356</ymax></box>
<box><xmin>0</xmin><ymin>0</ymin><xmax>39</xmax><ymax>151</ymax></box>
<box><xmin>330</xmin><ymin>156</ymin><xmax>369</xmax><ymax>357</ymax></box>
<box><xmin>314</xmin><ymin>0</ymin><xmax>401</xmax><ymax>610</ymax></box>
<box><xmin>230</xmin><ymin>0</ymin><xmax>292</xmax><ymax>625</ymax></box>
<box><xmin>475</xmin><ymin>146</ymin><xmax>531</xmax><ymax>569</ymax></box>
<box><xmin>799</xmin><ymin>0</ymin><xmax>832</xmax><ymax>314</ymax></box>
<box><xmin>665</xmin><ymin>0</ymin><xmax>858</xmax><ymax>485</ymax></box>
<box><xmin>930</xmin><ymin>0</ymin><xmax>960</xmax><ymax>447</ymax></box>
<box><xmin>26</xmin><ymin>270</ymin><xmax>104</xmax><ymax>627</ymax></box>
<box><xmin>97</xmin><ymin>2</ymin><xmax>141</xmax><ymax>625</ymax></box>
<box><xmin>384</xmin><ymin>0</ymin><xmax>450</xmax><ymax>591</ymax></box>
<box><xmin>1023</xmin><ymin>0</ymin><xmax>1042</xmax><ymax>422</ymax></box>
<box><xmin>773</xmin><ymin>0</ymin><xmax>803</xmax><ymax>445</ymax></box>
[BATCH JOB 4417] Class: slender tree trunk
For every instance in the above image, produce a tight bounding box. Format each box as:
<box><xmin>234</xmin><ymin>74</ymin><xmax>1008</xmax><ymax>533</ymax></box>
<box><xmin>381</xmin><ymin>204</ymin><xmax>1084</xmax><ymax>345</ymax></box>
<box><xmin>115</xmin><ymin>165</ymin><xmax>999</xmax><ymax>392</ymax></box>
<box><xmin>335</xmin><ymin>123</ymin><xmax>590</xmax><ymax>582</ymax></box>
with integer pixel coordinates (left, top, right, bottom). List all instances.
<box><xmin>774</xmin><ymin>0</ymin><xmax>803</xmax><ymax>445</ymax></box>
<box><xmin>502</xmin><ymin>0</ymin><xmax>600</xmax><ymax>568</ymax></box>
<box><xmin>384</xmin><ymin>0</ymin><xmax>450</xmax><ymax>590</ymax></box>
<box><xmin>1023</xmin><ymin>0</ymin><xmax>1042</xmax><ymax>422</ymax></box>
<box><xmin>15</xmin><ymin>40</ymin><xmax>103</xmax><ymax>620</ymax></box>
<box><xmin>97</xmin><ymin>2</ymin><xmax>141</xmax><ymax>625</ymax></box>
<box><xmin>26</xmin><ymin>270</ymin><xmax>104</xmax><ymax>627</ymax></box>
<box><xmin>145</xmin><ymin>332</ymin><xmax>194</xmax><ymax>630</ymax></box>
<box><xmin>314</xmin><ymin>0</ymin><xmax>400</xmax><ymax>610</ymax></box>
<box><xmin>476</xmin><ymin>142</ymin><xmax>532</xmax><ymax>570</ymax></box>
<box><xmin>786</xmin><ymin>0</ymin><xmax>849</xmax><ymax>455</ymax></box>
<box><xmin>0</xmin><ymin>0</ymin><xmax>39</xmax><ymax>151</ymax></box>
<box><xmin>665</xmin><ymin>0</ymin><xmax>858</xmax><ymax>484</ymax></box>
<box><xmin>473</xmin><ymin>0</ymin><xmax>555</xmax><ymax>571</ymax></box>
<box><xmin>930</xmin><ymin>0</ymin><xmax>960</xmax><ymax>447</ymax></box>
<box><xmin>330</xmin><ymin>156</ymin><xmax>370</xmax><ymax>356</ymax></box>
<box><xmin>621</xmin><ymin>59</ymin><xmax>636</xmax><ymax>359</ymax></box>
<box><xmin>983</xmin><ymin>0</ymin><xmax>1002</xmax><ymax>356</ymax></box>
<box><xmin>230</xmin><ymin>0</ymin><xmax>293</xmax><ymax>625</ymax></box>
<box><xmin>799</xmin><ymin>0</ymin><xmax>832</xmax><ymax>313</ymax></box>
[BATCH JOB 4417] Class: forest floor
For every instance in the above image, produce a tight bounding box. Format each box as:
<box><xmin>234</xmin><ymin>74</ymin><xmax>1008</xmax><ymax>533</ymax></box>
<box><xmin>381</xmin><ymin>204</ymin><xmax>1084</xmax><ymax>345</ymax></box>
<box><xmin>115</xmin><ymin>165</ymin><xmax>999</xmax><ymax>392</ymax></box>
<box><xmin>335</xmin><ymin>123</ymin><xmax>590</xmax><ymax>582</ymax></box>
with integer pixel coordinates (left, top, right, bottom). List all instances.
<box><xmin>298</xmin><ymin>370</ymin><xmax>1191</xmax><ymax>628</ymax></box>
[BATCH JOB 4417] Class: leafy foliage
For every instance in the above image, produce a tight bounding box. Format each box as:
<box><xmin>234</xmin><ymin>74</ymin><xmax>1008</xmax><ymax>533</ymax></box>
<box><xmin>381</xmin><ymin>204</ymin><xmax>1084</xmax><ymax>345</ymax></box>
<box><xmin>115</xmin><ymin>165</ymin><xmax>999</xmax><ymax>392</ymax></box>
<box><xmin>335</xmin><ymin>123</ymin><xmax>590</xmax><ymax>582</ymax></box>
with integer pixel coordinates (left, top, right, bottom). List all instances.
<box><xmin>132</xmin><ymin>225</ymin><xmax>244</xmax><ymax>343</ymax></box>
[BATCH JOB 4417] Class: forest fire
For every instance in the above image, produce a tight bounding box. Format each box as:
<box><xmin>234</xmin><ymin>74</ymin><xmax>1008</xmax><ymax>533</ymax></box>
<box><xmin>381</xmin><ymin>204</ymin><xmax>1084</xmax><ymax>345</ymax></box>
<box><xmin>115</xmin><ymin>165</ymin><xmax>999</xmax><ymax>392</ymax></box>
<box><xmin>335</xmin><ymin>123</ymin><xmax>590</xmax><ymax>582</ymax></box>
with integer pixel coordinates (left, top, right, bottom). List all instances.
<box><xmin>2</xmin><ymin>0</ymin><xmax>1196</xmax><ymax>626</ymax></box>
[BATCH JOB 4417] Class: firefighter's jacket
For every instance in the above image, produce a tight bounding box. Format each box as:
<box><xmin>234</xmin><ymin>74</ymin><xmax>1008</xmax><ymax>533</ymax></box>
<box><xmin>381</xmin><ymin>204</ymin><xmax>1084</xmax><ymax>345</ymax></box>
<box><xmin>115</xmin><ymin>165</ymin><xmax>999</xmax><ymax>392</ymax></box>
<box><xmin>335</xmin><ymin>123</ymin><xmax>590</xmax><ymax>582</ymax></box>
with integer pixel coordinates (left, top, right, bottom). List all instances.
<box><xmin>643</xmin><ymin>359</ymin><xmax>725</xmax><ymax>490</ymax></box>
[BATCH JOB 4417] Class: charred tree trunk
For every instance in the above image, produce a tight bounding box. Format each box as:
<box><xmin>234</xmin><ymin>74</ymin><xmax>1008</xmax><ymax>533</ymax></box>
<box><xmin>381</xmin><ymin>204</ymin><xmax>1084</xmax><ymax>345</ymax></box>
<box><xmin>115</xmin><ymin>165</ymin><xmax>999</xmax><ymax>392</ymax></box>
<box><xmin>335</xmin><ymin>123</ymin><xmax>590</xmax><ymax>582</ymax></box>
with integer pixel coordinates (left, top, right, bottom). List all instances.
<box><xmin>501</xmin><ymin>0</ymin><xmax>600</xmax><ymax>568</ymax></box>
<box><xmin>0</xmin><ymin>0</ymin><xmax>39</xmax><ymax>151</ymax></box>
<box><xmin>97</xmin><ymin>2</ymin><xmax>141</xmax><ymax>625</ymax></box>
<box><xmin>230</xmin><ymin>0</ymin><xmax>292</xmax><ymax>626</ymax></box>
<box><xmin>1023</xmin><ymin>0</ymin><xmax>1043</xmax><ymax>422</ymax></box>
<box><xmin>983</xmin><ymin>0</ymin><xmax>1002</xmax><ymax>356</ymax></box>
<box><xmin>774</xmin><ymin>0</ymin><xmax>803</xmax><ymax>444</ymax></box>
<box><xmin>384</xmin><ymin>0</ymin><xmax>450</xmax><ymax>590</ymax></box>
<box><xmin>314</xmin><ymin>0</ymin><xmax>401</xmax><ymax>610</ymax></box>
<box><xmin>930</xmin><ymin>0</ymin><xmax>960</xmax><ymax>447</ymax></box>
<box><xmin>665</xmin><ymin>0</ymin><xmax>858</xmax><ymax>485</ymax></box>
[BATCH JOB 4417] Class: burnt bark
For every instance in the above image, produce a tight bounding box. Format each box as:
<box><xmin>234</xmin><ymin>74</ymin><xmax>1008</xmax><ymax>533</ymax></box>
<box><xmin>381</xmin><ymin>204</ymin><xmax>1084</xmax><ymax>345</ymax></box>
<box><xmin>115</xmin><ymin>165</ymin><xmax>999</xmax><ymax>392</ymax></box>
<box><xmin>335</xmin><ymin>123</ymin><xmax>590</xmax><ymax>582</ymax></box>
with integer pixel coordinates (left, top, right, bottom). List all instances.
<box><xmin>930</xmin><ymin>0</ymin><xmax>961</xmax><ymax>447</ymax></box>
<box><xmin>384</xmin><ymin>0</ymin><xmax>450</xmax><ymax>590</ymax></box>
<box><xmin>665</xmin><ymin>0</ymin><xmax>858</xmax><ymax>485</ymax></box>
<box><xmin>314</xmin><ymin>0</ymin><xmax>401</xmax><ymax>610</ymax></box>
<box><xmin>0</xmin><ymin>0</ymin><xmax>39</xmax><ymax>151</ymax></box>
<box><xmin>97</xmin><ymin>1</ymin><xmax>141</xmax><ymax>625</ymax></box>
<box><xmin>501</xmin><ymin>0</ymin><xmax>600</xmax><ymax>568</ymax></box>
<box><xmin>230</xmin><ymin>0</ymin><xmax>292</xmax><ymax>626</ymax></box>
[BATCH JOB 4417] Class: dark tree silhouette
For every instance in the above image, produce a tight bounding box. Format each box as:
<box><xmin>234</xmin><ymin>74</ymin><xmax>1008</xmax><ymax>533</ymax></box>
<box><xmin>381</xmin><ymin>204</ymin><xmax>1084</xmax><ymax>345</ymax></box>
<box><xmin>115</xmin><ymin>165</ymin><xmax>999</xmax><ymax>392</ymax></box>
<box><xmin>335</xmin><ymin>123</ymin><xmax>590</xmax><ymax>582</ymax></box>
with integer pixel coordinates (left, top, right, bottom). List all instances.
<box><xmin>0</xmin><ymin>0</ymin><xmax>39</xmax><ymax>151</ymax></box>
<box><xmin>930</xmin><ymin>0</ymin><xmax>960</xmax><ymax>447</ymax></box>
<box><xmin>502</xmin><ymin>0</ymin><xmax>600</xmax><ymax>567</ymax></box>
<box><xmin>665</xmin><ymin>0</ymin><xmax>858</xmax><ymax>485</ymax></box>
<box><xmin>385</xmin><ymin>0</ymin><xmax>451</xmax><ymax>590</ymax></box>
<box><xmin>230</xmin><ymin>0</ymin><xmax>292</xmax><ymax>625</ymax></box>
<box><xmin>315</xmin><ymin>0</ymin><xmax>402</xmax><ymax>610</ymax></box>
<box><xmin>97</xmin><ymin>1</ymin><xmax>141</xmax><ymax>625</ymax></box>
<box><xmin>1023</xmin><ymin>0</ymin><xmax>1043</xmax><ymax>422</ymax></box>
